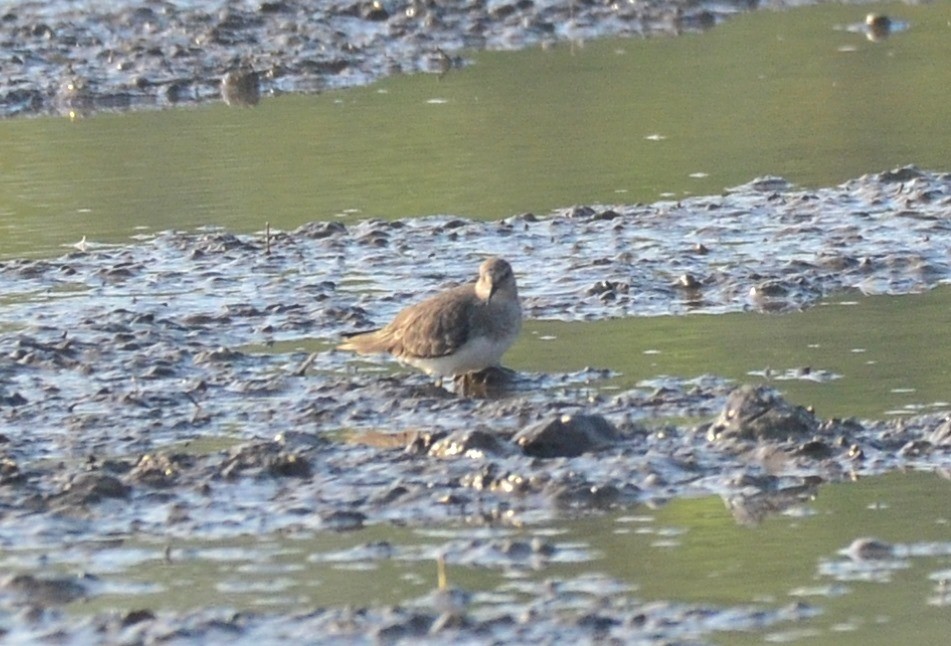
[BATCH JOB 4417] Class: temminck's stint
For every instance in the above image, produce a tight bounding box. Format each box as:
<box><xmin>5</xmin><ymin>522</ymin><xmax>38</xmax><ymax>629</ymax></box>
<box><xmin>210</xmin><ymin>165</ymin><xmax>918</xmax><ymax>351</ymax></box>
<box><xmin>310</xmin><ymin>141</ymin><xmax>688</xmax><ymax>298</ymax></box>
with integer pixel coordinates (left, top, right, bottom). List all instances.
<box><xmin>339</xmin><ymin>257</ymin><xmax>522</xmax><ymax>380</ymax></box>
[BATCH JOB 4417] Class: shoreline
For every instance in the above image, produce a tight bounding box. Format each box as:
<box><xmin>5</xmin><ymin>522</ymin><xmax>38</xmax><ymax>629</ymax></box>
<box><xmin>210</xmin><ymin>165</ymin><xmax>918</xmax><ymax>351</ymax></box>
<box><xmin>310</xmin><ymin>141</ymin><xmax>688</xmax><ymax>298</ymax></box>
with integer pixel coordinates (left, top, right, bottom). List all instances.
<box><xmin>3</xmin><ymin>0</ymin><xmax>802</xmax><ymax>119</ymax></box>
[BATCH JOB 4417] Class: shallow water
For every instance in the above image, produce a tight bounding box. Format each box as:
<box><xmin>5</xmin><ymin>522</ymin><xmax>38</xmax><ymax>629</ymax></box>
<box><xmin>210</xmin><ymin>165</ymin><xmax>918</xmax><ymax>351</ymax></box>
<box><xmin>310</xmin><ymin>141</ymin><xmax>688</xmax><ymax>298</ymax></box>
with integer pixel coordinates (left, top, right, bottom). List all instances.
<box><xmin>4</xmin><ymin>470</ymin><xmax>948</xmax><ymax>644</ymax></box>
<box><xmin>514</xmin><ymin>287</ymin><xmax>951</xmax><ymax>421</ymax></box>
<box><xmin>1</xmin><ymin>2</ymin><xmax>949</xmax><ymax>258</ymax></box>
<box><xmin>247</xmin><ymin>285</ymin><xmax>951</xmax><ymax>422</ymax></box>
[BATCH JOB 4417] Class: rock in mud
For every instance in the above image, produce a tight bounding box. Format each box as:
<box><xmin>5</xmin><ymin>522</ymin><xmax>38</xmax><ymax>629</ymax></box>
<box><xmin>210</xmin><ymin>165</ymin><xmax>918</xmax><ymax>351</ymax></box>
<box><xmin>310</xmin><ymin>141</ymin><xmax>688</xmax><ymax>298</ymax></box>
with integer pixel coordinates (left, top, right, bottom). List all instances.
<box><xmin>927</xmin><ymin>417</ymin><xmax>951</xmax><ymax>445</ymax></box>
<box><xmin>898</xmin><ymin>439</ymin><xmax>932</xmax><ymax>457</ymax></box>
<box><xmin>454</xmin><ymin>366</ymin><xmax>516</xmax><ymax>397</ymax></box>
<box><xmin>120</xmin><ymin>609</ymin><xmax>157</xmax><ymax>627</ymax></box>
<box><xmin>428</xmin><ymin>429</ymin><xmax>514</xmax><ymax>458</ymax></box>
<box><xmin>514</xmin><ymin>414</ymin><xmax>620</xmax><ymax>458</ymax></box>
<box><xmin>0</xmin><ymin>390</ymin><xmax>27</xmax><ymax>406</ymax></box>
<box><xmin>220</xmin><ymin>67</ymin><xmax>260</xmax><ymax>106</ymax></box>
<box><xmin>56</xmin><ymin>472</ymin><xmax>131</xmax><ymax>506</ymax></box>
<box><xmin>320</xmin><ymin>510</ymin><xmax>366</xmax><ymax>531</ymax></box>
<box><xmin>845</xmin><ymin>537</ymin><xmax>895</xmax><ymax>560</ymax></box>
<box><xmin>708</xmin><ymin>385</ymin><xmax>818</xmax><ymax>442</ymax></box>
<box><xmin>551</xmin><ymin>481</ymin><xmax>633</xmax><ymax>510</ymax></box>
<box><xmin>219</xmin><ymin>440</ymin><xmax>312</xmax><ymax>479</ymax></box>
<box><xmin>0</xmin><ymin>453</ymin><xmax>23</xmax><ymax>485</ymax></box>
<box><xmin>127</xmin><ymin>453</ymin><xmax>190</xmax><ymax>488</ymax></box>
<box><xmin>403</xmin><ymin>430</ymin><xmax>448</xmax><ymax>455</ymax></box>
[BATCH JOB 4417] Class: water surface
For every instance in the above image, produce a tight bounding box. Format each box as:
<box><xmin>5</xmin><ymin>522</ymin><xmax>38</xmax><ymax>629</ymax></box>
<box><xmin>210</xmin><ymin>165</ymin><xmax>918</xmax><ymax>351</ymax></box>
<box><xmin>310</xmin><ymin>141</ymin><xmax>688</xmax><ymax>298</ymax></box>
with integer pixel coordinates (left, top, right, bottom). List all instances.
<box><xmin>1</xmin><ymin>2</ymin><xmax>948</xmax><ymax>258</ymax></box>
<box><xmin>512</xmin><ymin>287</ymin><xmax>951</xmax><ymax>421</ymax></box>
<box><xmin>6</xmin><ymin>471</ymin><xmax>947</xmax><ymax>644</ymax></box>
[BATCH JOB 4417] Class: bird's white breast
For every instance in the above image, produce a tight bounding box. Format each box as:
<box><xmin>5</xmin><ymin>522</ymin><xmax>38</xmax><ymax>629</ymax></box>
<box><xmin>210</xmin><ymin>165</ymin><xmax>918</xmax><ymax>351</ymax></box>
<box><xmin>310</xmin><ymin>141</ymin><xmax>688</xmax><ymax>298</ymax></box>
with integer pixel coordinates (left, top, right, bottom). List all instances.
<box><xmin>401</xmin><ymin>334</ymin><xmax>515</xmax><ymax>377</ymax></box>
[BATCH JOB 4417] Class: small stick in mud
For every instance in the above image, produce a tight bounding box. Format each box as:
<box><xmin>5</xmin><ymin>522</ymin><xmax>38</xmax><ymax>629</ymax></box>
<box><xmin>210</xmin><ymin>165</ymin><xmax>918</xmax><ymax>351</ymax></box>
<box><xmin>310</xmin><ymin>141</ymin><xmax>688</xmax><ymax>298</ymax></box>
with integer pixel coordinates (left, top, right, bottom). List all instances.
<box><xmin>265</xmin><ymin>221</ymin><xmax>271</xmax><ymax>255</ymax></box>
<box><xmin>184</xmin><ymin>391</ymin><xmax>205</xmax><ymax>423</ymax></box>
<box><xmin>437</xmin><ymin>553</ymin><xmax>447</xmax><ymax>590</ymax></box>
<box><xmin>293</xmin><ymin>352</ymin><xmax>319</xmax><ymax>377</ymax></box>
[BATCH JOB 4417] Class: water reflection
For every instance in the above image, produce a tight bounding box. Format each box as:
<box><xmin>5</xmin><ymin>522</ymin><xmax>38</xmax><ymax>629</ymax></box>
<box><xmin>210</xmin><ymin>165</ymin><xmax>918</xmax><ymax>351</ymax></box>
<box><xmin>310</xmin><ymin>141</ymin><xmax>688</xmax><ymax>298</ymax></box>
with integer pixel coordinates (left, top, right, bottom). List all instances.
<box><xmin>723</xmin><ymin>480</ymin><xmax>820</xmax><ymax>525</ymax></box>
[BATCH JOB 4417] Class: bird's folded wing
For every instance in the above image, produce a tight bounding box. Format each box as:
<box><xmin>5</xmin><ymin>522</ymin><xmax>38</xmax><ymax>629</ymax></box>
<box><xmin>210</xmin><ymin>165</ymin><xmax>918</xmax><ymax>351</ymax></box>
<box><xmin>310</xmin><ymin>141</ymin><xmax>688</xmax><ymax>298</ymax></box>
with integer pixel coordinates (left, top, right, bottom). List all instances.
<box><xmin>392</xmin><ymin>290</ymin><xmax>474</xmax><ymax>359</ymax></box>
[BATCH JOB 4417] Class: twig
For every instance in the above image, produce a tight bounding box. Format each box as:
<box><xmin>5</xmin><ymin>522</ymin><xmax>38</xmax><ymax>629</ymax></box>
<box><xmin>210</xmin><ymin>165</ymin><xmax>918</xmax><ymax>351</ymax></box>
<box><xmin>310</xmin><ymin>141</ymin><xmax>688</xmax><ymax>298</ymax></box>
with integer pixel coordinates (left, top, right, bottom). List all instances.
<box><xmin>293</xmin><ymin>352</ymin><xmax>319</xmax><ymax>377</ymax></box>
<box><xmin>437</xmin><ymin>554</ymin><xmax>447</xmax><ymax>591</ymax></box>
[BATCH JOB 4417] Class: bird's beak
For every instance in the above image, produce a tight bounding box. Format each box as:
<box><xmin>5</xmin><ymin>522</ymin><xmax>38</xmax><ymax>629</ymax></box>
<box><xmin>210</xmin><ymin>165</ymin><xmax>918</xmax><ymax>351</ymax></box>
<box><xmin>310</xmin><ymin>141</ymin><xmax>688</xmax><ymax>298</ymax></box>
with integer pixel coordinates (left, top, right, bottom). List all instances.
<box><xmin>487</xmin><ymin>282</ymin><xmax>498</xmax><ymax>301</ymax></box>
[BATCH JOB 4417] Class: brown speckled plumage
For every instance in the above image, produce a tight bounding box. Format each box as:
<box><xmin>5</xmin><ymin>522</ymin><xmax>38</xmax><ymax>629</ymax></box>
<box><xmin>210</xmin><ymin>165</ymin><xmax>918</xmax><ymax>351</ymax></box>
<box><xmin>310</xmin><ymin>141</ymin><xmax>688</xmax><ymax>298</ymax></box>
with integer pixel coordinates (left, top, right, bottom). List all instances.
<box><xmin>339</xmin><ymin>258</ymin><xmax>521</xmax><ymax>377</ymax></box>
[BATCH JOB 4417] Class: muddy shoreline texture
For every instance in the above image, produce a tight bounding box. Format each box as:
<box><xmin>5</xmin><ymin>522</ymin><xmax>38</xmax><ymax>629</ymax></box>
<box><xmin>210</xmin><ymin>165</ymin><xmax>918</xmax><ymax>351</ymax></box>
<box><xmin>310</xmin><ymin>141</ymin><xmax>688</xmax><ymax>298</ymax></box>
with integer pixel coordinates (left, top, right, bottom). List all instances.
<box><xmin>2</xmin><ymin>167</ymin><xmax>951</xmax><ymax>641</ymax></box>
<box><xmin>2</xmin><ymin>0</ymin><xmax>949</xmax><ymax>642</ymax></box>
<box><xmin>4</xmin><ymin>0</ymin><xmax>779</xmax><ymax>118</ymax></box>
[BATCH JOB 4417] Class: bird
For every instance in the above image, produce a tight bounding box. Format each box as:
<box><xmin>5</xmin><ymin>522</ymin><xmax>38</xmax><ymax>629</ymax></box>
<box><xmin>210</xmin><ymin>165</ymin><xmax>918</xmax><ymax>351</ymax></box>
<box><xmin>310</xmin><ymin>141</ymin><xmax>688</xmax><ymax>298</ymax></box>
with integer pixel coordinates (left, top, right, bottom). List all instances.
<box><xmin>338</xmin><ymin>257</ymin><xmax>522</xmax><ymax>381</ymax></box>
<box><xmin>221</xmin><ymin>66</ymin><xmax>260</xmax><ymax>107</ymax></box>
<box><xmin>865</xmin><ymin>13</ymin><xmax>892</xmax><ymax>42</ymax></box>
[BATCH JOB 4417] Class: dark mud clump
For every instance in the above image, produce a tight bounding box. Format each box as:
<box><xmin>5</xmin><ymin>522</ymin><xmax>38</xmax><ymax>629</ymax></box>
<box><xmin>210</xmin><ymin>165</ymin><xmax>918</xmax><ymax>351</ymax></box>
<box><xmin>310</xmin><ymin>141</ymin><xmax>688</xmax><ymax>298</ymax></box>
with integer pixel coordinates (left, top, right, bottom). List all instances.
<box><xmin>515</xmin><ymin>413</ymin><xmax>620</xmax><ymax>458</ymax></box>
<box><xmin>707</xmin><ymin>384</ymin><xmax>818</xmax><ymax>442</ymax></box>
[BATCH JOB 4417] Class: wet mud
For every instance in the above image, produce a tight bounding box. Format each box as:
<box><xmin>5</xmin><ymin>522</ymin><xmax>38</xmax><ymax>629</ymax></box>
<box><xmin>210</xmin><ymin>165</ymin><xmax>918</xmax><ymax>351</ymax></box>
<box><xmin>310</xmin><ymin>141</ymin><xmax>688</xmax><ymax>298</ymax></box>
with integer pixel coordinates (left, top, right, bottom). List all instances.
<box><xmin>2</xmin><ymin>167</ymin><xmax>951</xmax><ymax>641</ymax></box>
<box><xmin>0</xmin><ymin>0</ymin><xmax>752</xmax><ymax>118</ymax></box>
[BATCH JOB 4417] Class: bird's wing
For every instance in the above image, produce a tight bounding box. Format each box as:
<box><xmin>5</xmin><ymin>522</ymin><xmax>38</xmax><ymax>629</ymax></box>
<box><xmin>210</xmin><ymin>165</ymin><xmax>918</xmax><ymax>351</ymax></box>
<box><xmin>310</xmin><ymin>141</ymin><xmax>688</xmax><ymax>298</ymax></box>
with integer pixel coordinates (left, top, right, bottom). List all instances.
<box><xmin>390</xmin><ymin>287</ymin><xmax>475</xmax><ymax>359</ymax></box>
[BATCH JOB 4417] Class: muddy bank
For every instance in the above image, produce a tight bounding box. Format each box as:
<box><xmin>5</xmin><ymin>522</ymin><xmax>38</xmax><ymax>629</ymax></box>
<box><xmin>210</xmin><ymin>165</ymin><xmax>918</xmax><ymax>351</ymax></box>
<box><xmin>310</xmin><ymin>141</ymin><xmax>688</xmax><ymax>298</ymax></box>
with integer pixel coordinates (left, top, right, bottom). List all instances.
<box><xmin>1</xmin><ymin>167</ymin><xmax>951</xmax><ymax>640</ymax></box>
<box><xmin>2</xmin><ymin>372</ymin><xmax>949</xmax><ymax>539</ymax></box>
<box><xmin>3</xmin><ymin>165</ymin><xmax>949</xmax><ymax>325</ymax></box>
<box><xmin>0</xmin><ymin>379</ymin><xmax>948</xmax><ymax>642</ymax></box>
<box><xmin>1</xmin><ymin>166</ymin><xmax>949</xmax><ymax>467</ymax></box>
<box><xmin>0</xmin><ymin>580</ymin><xmax>819</xmax><ymax>644</ymax></box>
<box><xmin>2</xmin><ymin>0</ymin><xmax>816</xmax><ymax>117</ymax></box>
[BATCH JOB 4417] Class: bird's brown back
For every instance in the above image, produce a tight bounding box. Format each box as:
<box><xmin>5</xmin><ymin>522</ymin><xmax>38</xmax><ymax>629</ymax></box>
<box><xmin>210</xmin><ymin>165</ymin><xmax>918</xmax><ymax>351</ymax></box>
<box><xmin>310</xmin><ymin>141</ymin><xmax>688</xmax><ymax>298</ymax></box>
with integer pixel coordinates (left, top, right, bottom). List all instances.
<box><xmin>339</xmin><ymin>283</ymin><xmax>478</xmax><ymax>359</ymax></box>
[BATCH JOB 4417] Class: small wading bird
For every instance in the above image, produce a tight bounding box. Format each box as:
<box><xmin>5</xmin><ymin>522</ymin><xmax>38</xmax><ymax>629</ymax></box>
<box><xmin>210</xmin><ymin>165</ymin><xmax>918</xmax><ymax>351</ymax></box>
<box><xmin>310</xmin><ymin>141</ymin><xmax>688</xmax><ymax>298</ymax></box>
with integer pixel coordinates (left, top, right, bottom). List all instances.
<box><xmin>338</xmin><ymin>257</ymin><xmax>522</xmax><ymax>386</ymax></box>
<box><xmin>865</xmin><ymin>13</ymin><xmax>892</xmax><ymax>42</ymax></box>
